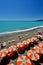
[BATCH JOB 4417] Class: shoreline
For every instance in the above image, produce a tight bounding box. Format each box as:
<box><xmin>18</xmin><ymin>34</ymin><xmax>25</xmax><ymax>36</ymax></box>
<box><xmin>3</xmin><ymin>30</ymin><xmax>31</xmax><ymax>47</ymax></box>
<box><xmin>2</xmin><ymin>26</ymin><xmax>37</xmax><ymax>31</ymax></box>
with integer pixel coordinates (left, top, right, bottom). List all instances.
<box><xmin>0</xmin><ymin>25</ymin><xmax>43</xmax><ymax>65</ymax></box>
<box><xmin>0</xmin><ymin>26</ymin><xmax>43</xmax><ymax>36</ymax></box>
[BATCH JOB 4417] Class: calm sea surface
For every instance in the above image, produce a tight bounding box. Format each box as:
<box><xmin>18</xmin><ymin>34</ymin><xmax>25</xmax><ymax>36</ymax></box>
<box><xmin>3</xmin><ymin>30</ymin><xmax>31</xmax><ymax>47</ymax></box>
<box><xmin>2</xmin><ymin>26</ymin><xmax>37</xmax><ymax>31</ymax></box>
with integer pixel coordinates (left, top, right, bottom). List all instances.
<box><xmin>0</xmin><ymin>21</ymin><xmax>43</xmax><ymax>33</ymax></box>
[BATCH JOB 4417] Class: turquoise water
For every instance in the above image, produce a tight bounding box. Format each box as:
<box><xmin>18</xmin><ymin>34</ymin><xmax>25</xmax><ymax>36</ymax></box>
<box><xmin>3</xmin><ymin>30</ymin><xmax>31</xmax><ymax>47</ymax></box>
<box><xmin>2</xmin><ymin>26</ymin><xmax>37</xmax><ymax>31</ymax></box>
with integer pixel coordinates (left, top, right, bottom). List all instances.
<box><xmin>0</xmin><ymin>21</ymin><xmax>43</xmax><ymax>33</ymax></box>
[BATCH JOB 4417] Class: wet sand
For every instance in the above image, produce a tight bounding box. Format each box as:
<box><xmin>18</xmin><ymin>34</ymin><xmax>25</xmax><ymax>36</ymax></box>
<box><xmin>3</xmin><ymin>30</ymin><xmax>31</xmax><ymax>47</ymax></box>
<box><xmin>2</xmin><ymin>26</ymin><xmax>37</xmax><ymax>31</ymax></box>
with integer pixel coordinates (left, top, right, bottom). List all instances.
<box><xmin>0</xmin><ymin>26</ymin><xmax>43</xmax><ymax>65</ymax></box>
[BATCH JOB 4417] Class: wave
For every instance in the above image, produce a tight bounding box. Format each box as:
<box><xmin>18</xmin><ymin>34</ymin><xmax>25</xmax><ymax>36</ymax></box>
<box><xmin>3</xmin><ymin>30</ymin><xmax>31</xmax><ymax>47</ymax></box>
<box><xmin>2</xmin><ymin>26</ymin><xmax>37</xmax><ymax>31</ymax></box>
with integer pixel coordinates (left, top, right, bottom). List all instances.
<box><xmin>0</xmin><ymin>26</ymin><xmax>43</xmax><ymax>36</ymax></box>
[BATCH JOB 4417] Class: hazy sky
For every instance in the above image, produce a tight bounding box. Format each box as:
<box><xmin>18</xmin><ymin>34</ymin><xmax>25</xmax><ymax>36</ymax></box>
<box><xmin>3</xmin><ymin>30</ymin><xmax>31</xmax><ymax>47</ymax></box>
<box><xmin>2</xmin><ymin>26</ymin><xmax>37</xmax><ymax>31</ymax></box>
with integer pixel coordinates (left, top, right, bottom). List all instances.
<box><xmin>0</xmin><ymin>0</ymin><xmax>43</xmax><ymax>20</ymax></box>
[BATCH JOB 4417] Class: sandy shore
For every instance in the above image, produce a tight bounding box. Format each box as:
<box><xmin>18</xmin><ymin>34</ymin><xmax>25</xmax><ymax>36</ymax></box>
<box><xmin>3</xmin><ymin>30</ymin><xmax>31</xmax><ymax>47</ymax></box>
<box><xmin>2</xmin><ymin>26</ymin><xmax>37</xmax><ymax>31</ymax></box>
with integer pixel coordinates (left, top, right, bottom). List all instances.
<box><xmin>0</xmin><ymin>26</ymin><xmax>43</xmax><ymax>47</ymax></box>
<box><xmin>0</xmin><ymin>26</ymin><xmax>43</xmax><ymax>49</ymax></box>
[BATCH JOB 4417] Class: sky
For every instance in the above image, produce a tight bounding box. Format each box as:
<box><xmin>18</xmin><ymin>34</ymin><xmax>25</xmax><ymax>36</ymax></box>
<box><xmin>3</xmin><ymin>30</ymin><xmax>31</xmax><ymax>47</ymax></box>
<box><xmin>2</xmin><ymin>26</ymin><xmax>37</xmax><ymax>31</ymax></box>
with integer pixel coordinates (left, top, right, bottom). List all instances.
<box><xmin>0</xmin><ymin>0</ymin><xmax>43</xmax><ymax>20</ymax></box>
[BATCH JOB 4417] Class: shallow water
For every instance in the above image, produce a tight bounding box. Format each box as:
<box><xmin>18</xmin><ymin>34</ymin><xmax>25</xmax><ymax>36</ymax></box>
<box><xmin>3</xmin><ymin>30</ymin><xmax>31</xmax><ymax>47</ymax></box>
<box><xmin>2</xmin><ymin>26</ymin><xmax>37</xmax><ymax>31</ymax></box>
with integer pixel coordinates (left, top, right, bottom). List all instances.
<box><xmin>0</xmin><ymin>21</ymin><xmax>43</xmax><ymax>33</ymax></box>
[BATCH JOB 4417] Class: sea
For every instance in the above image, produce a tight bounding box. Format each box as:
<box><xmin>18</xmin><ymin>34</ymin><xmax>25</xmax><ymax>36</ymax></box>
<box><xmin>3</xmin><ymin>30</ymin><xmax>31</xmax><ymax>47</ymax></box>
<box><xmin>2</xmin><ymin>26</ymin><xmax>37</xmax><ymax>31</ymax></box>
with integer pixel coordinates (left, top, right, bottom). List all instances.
<box><xmin>0</xmin><ymin>21</ymin><xmax>43</xmax><ymax>33</ymax></box>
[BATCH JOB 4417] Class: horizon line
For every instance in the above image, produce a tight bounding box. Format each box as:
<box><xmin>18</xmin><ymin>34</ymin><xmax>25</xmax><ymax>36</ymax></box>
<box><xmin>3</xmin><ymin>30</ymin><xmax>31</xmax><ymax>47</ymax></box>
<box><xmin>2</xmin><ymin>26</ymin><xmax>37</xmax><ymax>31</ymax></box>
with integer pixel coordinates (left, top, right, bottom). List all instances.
<box><xmin>0</xmin><ymin>18</ymin><xmax>43</xmax><ymax>21</ymax></box>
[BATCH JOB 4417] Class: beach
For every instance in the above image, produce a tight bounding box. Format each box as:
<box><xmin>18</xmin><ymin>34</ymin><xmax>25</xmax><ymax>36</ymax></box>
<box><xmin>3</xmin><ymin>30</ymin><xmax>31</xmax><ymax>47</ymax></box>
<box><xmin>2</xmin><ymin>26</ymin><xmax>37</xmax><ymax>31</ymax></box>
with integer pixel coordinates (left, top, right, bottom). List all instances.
<box><xmin>0</xmin><ymin>26</ymin><xmax>43</xmax><ymax>65</ymax></box>
<box><xmin>0</xmin><ymin>26</ymin><xmax>43</xmax><ymax>47</ymax></box>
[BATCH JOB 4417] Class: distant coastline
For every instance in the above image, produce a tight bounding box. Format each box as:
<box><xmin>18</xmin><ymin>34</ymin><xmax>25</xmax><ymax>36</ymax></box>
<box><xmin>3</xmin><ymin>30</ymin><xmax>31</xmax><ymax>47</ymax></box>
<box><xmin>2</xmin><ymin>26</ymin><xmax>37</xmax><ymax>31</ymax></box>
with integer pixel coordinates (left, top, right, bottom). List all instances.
<box><xmin>35</xmin><ymin>19</ymin><xmax>43</xmax><ymax>21</ymax></box>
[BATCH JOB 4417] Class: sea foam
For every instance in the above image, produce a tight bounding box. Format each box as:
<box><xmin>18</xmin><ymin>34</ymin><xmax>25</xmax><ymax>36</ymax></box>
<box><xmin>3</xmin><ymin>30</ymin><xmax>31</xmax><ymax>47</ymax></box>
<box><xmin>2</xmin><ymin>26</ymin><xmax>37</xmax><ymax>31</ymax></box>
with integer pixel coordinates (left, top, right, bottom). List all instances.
<box><xmin>0</xmin><ymin>26</ymin><xmax>43</xmax><ymax>36</ymax></box>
